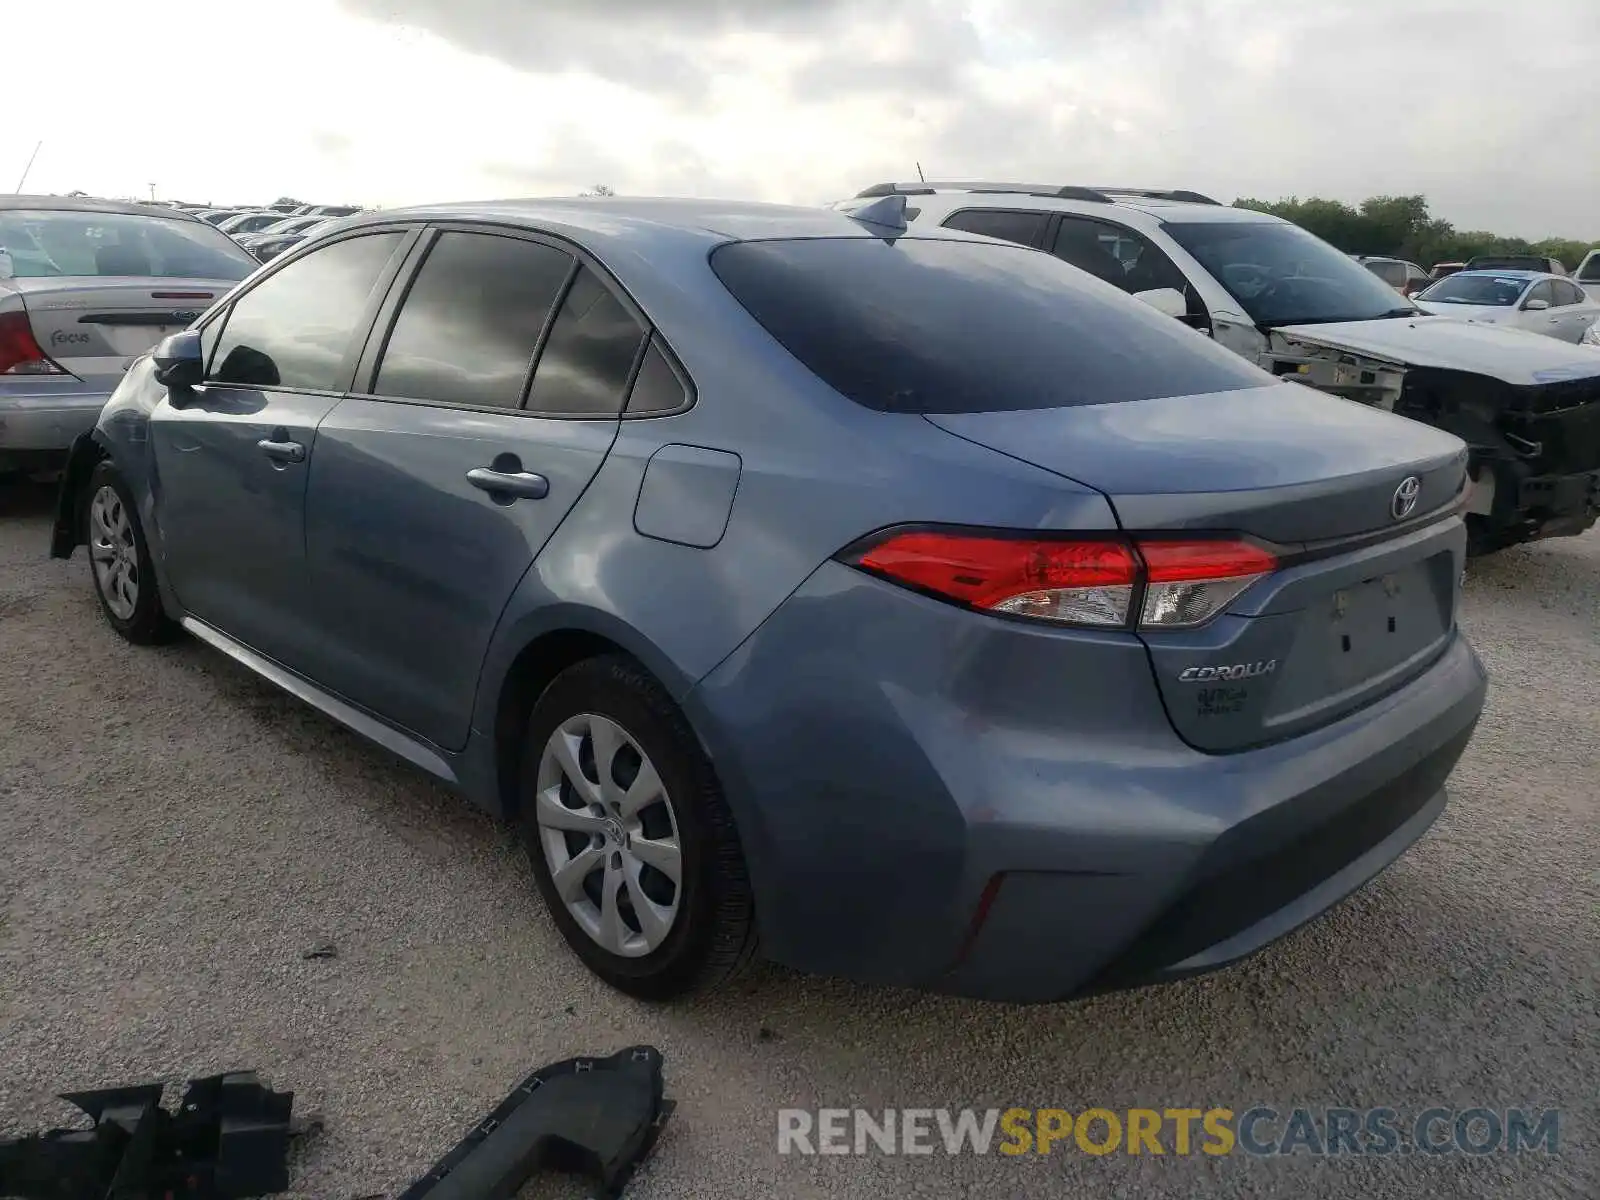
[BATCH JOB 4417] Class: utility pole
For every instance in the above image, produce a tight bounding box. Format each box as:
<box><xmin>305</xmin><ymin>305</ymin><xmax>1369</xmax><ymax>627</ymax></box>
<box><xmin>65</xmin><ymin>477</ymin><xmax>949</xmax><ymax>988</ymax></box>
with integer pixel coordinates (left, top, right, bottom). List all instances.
<box><xmin>915</xmin><ymin>161</ymin><xmax>926</xmax><ymax>183</ymax></box>
<box><xmin>14</xmin><ymin>141</ymin><xmax>42</xmax><ymax>193</ymax></box>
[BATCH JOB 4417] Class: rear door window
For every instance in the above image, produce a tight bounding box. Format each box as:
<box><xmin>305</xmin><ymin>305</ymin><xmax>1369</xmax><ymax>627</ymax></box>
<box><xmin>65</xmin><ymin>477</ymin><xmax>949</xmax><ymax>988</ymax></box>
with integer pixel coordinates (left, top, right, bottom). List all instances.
<box><xmin>373</xmin><ymin>231</ymin><xmax>574</xmax><ymax>409</ymax></box>
<box><xmin>1551</xmin><ymin>279</ymin><xmax>1586</xmax><ymax>306</ymax></box>
<box><xmin>625</xmin><ymin>336</ymin><xmax>691</xmax><ymax>415</ymax></box>
<box><xmin>524</xmin><ymin>266</ymin><xmax>648</xmax><ymax>417</ymax></box>
<box><xmin>942</xmin><ymin>209</ymin><xmax>1050</xmax><ymax>248</ymax></box>
<box><xmin>209</xmin><ymin>231</ymin><xmax>404</xmax><ymax>390</ymax></box>
<box><xmin>710</xmin><ymin>236</ymin><xmax>1269</xmax><ymax>413</ymax></box>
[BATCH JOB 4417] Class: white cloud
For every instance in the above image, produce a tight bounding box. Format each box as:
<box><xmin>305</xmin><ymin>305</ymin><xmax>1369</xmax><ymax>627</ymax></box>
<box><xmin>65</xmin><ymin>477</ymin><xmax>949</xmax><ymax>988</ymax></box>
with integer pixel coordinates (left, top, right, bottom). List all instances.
<box><xmin>2</xmin><ymin>0</ymin><xmax>1596</xmax><ymax>239</ymax></box>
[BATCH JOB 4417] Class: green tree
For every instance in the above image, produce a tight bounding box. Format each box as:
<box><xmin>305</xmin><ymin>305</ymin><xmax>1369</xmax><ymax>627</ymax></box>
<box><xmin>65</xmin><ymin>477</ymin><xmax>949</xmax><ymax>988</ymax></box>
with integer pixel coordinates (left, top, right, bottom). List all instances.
<box><xmin>1232</xmin><ymin>193</ymin><xmax>1595</xmax><ymax>271</ymax></box>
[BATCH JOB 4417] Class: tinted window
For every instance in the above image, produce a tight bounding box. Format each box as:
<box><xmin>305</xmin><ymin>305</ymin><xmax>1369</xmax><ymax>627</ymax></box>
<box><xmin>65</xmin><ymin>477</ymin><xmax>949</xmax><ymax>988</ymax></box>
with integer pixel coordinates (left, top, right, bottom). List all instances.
<box><xmin>524</xmin><ymin>267</ymin><xmax>647</xmax><ymax>416</ymax></box>
<box><xmin>625</xmin><ymin>337</ymin><xmax>689</xmax><ymax>415</ymax></box>
<box><xmin>942</xmin><ymin>209</ymin><xmax>1049</xmax><ymax>248</ymax></box>
<box><xmin>1552</xmin><ymin>279</ymin><xmax>1586</xmax><ymax>306</ymax></box>
<box><xmin>373</xmin><ymin>232</ymin><xmax>572</xmax><ymax>409</ymax></box>
<box><xmin>210</xmin><ymin>232</ymin><xmax>402</xmax><ymax>390</ymax></box>
<box><xmin>0</xmin><ymin>209</ymin><xmax>256</xmax><ymax>280</ymax></box>
<box><xmin>1052</xmin><ymin>216</ymin><xmax>1195</xmax><ymax>300</ymax></box>
<box><xmin>1525</xmin><ymin>281</ymin><xmax>1556</xmax><ymax>307</ymax></box>
<box><xmin>711</xmin><ymin>237</ymin><xmax>1270</xmax><ymax>413</ymax></box>
<box><xmin>1364</xmin><ymin>260</ymin><xmax>1406</xmax><ymax>287</ymax></box>
<box><xmin>1166</xmin><ymin>221</ymin><xmax>1414</xmax><ymax>326</ymax></box>
<box><xmin>1578</xmin><ymin>256</ymin><xmax>1600</xmax><ymax>283</ymax></box>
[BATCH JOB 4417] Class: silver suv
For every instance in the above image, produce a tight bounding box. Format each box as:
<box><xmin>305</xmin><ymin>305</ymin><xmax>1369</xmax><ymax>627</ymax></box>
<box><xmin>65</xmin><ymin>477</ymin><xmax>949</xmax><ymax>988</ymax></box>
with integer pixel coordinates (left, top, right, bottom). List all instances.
<box><xmin>841</xmin><ymin>182</ymin><xmax>1600</xmax><ymax>554</ymax></box>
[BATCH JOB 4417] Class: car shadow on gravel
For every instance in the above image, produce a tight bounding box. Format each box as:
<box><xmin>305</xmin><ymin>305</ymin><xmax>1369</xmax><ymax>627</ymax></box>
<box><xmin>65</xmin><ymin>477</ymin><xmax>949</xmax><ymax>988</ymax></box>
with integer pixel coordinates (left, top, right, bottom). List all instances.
<box><xmin>0</xmin><ymin>477</ymin><xmax>59</xmax><ymax>520</ymax></box>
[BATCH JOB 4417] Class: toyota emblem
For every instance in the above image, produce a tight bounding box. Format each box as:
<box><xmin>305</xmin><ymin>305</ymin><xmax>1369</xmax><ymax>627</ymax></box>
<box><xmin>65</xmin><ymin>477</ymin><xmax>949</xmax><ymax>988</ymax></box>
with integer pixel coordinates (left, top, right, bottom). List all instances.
<box><xmin>1391</xmin><ymin>475</ymin><xmax>1421</xmax><ymax>520</ymax></box>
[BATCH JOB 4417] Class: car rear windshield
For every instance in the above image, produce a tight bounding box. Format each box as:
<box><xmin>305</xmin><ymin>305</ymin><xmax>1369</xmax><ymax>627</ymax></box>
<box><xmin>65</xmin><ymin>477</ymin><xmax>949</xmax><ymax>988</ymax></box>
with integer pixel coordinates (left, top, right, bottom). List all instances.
<box><xmin>1416</xmin><ymin>274</ymin><xmax>1526</xmax><ymax>306</ymax></box>
<box><xmin>0</xmin><ymin>209</ymin><xmax>256</xmax><ymax>280</ymax></box>
<box><xmin>1467</xmin><ymin>256</ymin><xmax>1547</xmax><ymax>272</ymax></box>
<box><xmin>709</xmin><ymin>236</ymin><xmax>1270</xmax><ymax>413</ymax></box>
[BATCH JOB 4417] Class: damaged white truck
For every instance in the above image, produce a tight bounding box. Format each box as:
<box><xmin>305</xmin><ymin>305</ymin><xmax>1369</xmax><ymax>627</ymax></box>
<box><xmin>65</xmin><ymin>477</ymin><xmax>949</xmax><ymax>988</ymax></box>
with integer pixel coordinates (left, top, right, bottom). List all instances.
<box><xmin>858</xmin><ymin>182</ymin><xmax>1600</xmax><ymax>555</ymax></box>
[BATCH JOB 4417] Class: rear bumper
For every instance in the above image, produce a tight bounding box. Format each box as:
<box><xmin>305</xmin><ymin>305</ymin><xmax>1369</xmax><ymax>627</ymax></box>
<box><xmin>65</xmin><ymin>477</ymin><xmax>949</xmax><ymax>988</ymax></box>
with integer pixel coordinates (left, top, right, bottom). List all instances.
<box><xmin>0</xmin><ymin>388</ymin><xmax>111</xmax><ymax>455</ymax></box>
<box><xmin>687</xmin><ymin>562</ymin><xmax>1488</xmax><ymax>1003</ymax></box>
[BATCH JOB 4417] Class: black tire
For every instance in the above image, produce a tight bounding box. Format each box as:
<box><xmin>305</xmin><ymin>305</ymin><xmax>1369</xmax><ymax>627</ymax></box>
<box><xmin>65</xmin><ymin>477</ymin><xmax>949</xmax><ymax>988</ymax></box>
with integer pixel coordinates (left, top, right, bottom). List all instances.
<box><xmin>83</xmin><ymin>461</ymin><xmax>179</xmax><ymax>645</ymax></box>
<box><xmin>517</xmin><ymin>654</ymin><xmax>757</xmax><ymax>1000</ymax></box>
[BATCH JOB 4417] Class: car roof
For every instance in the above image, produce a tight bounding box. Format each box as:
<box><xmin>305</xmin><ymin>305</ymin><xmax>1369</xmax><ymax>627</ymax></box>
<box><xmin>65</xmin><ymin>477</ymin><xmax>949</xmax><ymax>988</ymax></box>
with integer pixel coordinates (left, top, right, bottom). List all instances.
<box><xmin>331</xmin><ymin>196</ymin><xmax>1003</xmax><ymax>253</ymax></box>
<box><xmin>840</xmin><ymin>182</ymin><xmax>1286</xmax><ymax>227</ymax></box>
<box><xmin>0</xmin><ymin>194</ymin><xmax>209</xmax><ymax>223</ymax></box>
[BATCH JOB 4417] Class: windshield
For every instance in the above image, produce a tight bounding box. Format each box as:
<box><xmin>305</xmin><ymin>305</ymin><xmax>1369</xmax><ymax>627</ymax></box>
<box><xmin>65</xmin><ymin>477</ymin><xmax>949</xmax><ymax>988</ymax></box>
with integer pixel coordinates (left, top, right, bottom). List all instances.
<box><xmin>0</xmin><ymin>209</ymin><xmax>258</xmax><ymax>280</ymax></box>
<box><xmin>1164</xmin><ymin>219</ymin><xmax>1416</xmax><ymax>326</ymax></box>
<box><xmin>1415</xmin><ymin>274</ymin><xmax>1527</xmax><ymax>306</ymax></box>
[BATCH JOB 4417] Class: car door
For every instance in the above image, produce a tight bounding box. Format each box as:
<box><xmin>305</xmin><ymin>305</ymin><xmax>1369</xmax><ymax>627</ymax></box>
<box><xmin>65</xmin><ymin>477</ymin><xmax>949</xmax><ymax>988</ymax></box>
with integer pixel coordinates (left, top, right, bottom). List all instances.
<box><xmin>1049</xmin><ymin>215</ymin><xmax>1212</xmax><ymax>332</ymax></box>
<box><xmin>149</xmin><ymin>227</ymin><xmax>413</xmax><ymax>670</ymax></box>
<box><xmin>303</xmin><ymin>227</ymin><xmax>650</xmax><ymax>750</ymax></box>
<box><xmin>1514</xmin><ymin>280</ymin><xmax>1560</xmax><ymax>337</ymax></box>
<box><xmin>1550</xmin><ymin>279</ymin><xmax>1596</xmax><ymax>342</ymax></box>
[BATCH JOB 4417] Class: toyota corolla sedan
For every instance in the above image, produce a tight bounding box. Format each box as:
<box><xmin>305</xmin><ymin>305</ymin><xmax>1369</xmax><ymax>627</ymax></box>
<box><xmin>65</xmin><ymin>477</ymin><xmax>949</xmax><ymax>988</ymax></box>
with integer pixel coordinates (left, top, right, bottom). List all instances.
<box><xmin>50</xmin><ymin>196</ymin><xmax>1487</xmax><ymax>1003</ymax></box>
<box><xmin>0</xmin><ymin>195</ymin><xmax>258</xmax><ymax>477</ymax></box>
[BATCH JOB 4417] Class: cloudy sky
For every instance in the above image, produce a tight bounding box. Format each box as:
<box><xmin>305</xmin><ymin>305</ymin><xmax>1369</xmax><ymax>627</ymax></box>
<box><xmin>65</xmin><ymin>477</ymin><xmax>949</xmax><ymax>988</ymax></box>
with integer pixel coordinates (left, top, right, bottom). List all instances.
<box><xmin>7</xmin><ymin>0</ymin><xmax>1597</xmax><ymax>238</ymax></box>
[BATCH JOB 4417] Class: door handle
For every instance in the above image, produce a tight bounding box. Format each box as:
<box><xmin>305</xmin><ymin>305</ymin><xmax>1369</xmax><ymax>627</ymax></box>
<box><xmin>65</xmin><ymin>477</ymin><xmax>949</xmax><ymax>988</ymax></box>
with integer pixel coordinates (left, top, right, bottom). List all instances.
<box><xmin>467</xmin><ymin>466</ymin><xmax>549</xmax><ymax>500</ymax></box>
<box><xmin>258</xmin><ymin>438</ymin><xmax>305</xmax><ymax>464</ymax></box>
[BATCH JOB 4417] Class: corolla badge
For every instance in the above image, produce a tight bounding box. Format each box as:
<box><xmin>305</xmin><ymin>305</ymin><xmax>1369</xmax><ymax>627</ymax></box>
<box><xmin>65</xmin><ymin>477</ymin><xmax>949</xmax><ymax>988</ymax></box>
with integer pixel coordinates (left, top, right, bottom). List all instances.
<box><xmin>1178</xmin><ymin>660</ymin><xmax>1277</xmax><ymax>683</ymax></box>
<box><xmin>1391</xmin><ymin>475</ymin><xmax>1421</xmax><ymax>520</ymax></box>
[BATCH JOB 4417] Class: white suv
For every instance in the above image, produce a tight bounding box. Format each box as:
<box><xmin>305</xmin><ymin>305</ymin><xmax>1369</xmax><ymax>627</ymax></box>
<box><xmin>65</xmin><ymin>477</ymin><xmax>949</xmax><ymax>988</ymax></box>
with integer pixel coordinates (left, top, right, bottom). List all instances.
<box><xmin>831</xmin><ymin>182</ymin><xmax>1600</xmax><ymax>554</ymax></box>
<box><xmin>840</xmin><ymin>182</ymin><xmax>1429</xmax><ymax>396</ymax></box>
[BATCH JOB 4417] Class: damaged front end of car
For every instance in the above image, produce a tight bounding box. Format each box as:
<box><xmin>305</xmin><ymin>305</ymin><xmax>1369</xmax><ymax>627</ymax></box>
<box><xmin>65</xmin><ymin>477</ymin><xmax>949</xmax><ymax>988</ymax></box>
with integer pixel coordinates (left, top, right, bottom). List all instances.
<box><xmin>1266</xmin><ymin>329</ymin><xmax>1600</xmax><ymax>554</ymax></box>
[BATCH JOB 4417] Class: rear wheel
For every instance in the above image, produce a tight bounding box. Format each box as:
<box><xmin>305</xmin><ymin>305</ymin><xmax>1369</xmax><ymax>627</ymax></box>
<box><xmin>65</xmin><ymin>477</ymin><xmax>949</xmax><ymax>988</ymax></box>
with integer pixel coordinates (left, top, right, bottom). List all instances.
<box><xmin>517</xmin><ymin>655</ymin><xmax>757</xmax><ymax>1000</ymax></box>
<box><xmin>85</xmin><ymin>462</ymin><xmax>178</xmax><ymax>645</ymax></box>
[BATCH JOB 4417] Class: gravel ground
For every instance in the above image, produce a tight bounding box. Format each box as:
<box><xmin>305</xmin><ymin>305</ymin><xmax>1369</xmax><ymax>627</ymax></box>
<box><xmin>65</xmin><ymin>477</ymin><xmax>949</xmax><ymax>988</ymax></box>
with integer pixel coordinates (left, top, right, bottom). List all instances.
<box><xmin>0</xmin><ymin>478</ymin><xmax>1595</xmax><ymax>1199</ymax></box>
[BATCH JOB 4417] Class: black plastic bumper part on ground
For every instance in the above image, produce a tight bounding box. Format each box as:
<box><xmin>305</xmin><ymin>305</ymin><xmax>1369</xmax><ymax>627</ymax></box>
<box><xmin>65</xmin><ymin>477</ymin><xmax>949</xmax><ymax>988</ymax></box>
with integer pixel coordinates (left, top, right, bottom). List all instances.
<box><xmin>397</xmin><ymin>1045</ymin><xmax>671</xmax><ymax>1200</ymax></box>
<box><xmin>0</xmin><ymin>1071</ymin><xmax>297</xmax><ymax>1200</ymax></box>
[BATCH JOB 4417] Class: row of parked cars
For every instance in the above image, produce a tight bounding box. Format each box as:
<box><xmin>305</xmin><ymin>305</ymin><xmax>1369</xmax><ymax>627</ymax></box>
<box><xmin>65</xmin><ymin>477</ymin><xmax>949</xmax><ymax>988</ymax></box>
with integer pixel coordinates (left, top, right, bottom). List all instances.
<box><xmin>7</xmin><ymin>183</ymin><xmax>1600</xmax><ymax>1003</ymax></box>
<box><xmin>150</xmin><ymin>199</ymin><xmax>369</xmax><ymax>262</ymax></box>
<box><xmin>1359</xmin><ymin>250</ymin><xmax>1600</xmax><ymax>305</ymax></box>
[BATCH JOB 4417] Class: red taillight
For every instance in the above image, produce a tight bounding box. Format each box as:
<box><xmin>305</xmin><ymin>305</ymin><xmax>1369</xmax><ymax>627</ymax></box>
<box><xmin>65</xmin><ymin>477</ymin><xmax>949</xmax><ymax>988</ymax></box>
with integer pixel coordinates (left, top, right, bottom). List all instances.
<box><xmin>1137</xmin><ymin>539</ymin><xmax>1277</xmax><ymax>629</ymax></box>
<box><xmin>0</xmin><ymin>311</ymin><xmax>66</xmax><ymax>376</ymax></box>
<box><xmin>845</xmin><ymin>529</ymin><xmax>1275</xmax><ymax>630</ymax></box>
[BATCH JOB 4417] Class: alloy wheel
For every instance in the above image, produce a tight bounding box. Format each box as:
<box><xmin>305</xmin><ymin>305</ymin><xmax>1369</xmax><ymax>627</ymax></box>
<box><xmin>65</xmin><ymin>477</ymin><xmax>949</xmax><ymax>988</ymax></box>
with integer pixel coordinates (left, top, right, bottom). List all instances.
<box><xmin>534</xmin><ymin>713</ymin><xmax>683</xmax><ymax>957</ymax></box>
<box><xmin>88</xmin><ymin>485</ymin><xmax>139</xmax><ymax>620</ymax></box>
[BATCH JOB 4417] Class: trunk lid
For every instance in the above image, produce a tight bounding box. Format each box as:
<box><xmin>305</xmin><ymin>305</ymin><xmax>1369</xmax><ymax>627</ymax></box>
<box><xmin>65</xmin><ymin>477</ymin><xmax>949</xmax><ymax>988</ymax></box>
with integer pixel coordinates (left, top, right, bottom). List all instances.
<box><xmin>926</xmin><ymin>382</ymin><xmax>1469</xmax><ymax>751</ymax></box>
<box><xmin>3</xmin><ymin>277</ymin><xmax>225</xmax><ymax>390</ymax></box>
<box><xmin>925</xmin><ymin>382</ymin><xmax>1468</xmax><ymax>543</ymax></box>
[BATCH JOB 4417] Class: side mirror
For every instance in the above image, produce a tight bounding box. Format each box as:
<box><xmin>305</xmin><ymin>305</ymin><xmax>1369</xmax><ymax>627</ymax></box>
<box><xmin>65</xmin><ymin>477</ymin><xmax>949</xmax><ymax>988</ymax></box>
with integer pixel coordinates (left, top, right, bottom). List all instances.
<box><xmin>1133</xmin><ymin>287</ymin><xmax>1187</xmax><ymax>319</ymax></box>
<box><xmin>152</xmin><ymin>329</ymin><xmax>204</xmax><ymax>389</ymax></box>
<box><xmin>1523</xmin><ymin>298</ymin><xmax>1551</xmax><ymax>311</ymax></box>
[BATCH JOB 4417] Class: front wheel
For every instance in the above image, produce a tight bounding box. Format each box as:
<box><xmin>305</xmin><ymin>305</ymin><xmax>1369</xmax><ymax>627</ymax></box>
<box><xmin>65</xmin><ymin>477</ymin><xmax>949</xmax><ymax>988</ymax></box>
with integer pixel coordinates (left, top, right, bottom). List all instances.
<box><xmin>517</xmin><ymin>655</ymin><xmax>757</xmax><ymax>1000</ymax></box>
<box><xmin>84</xmin><ymin>461</ymin><xmax>178</xmax><ymax>644</ymax></box>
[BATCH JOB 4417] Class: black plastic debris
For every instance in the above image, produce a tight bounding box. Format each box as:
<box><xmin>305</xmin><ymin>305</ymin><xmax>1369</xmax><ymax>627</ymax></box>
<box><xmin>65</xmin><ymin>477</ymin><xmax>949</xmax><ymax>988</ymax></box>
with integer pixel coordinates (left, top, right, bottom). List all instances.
<box><xmin>398</xmin><ymin>1045</ymin><xmax>671</xmax><ymax>1200</ymax></box>
<box><xmin>0</xmin><ymin>1070</ymin><xmax>299</xmax><ymax>1200</ymax></box>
